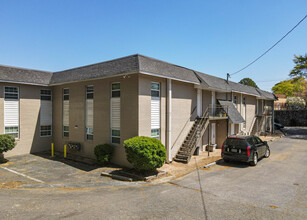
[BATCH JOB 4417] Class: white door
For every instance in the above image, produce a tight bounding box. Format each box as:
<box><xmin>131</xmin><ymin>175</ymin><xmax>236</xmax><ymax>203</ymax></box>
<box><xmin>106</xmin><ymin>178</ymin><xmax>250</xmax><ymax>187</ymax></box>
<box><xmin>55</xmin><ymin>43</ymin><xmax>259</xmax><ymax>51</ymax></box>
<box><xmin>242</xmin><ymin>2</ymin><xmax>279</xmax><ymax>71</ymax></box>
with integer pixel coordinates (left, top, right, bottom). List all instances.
<box><xmin>211</xmin><ymin>123</ymin><xmax>216</xmax><ymax>144</ymax></box>
<box><xmin>231</xmin><ymin>123</ymin><xmax>235</xmax><ymax>135</ymax></box>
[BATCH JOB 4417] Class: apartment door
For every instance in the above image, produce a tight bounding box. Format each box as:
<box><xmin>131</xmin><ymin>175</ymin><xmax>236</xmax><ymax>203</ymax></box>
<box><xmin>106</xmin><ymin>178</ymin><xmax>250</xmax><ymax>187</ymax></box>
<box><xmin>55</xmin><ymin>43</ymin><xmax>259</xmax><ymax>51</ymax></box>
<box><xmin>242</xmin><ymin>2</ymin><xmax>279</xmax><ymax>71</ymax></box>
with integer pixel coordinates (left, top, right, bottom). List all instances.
<box><xmin>231</xmin><ymin>123</ymin><xmax>235</xmax><ymax>135</ymax></box>
<box><xmin>211</xmin><ymin>123</ymin><xmax>216</xmax><ymax>144</ymax></box>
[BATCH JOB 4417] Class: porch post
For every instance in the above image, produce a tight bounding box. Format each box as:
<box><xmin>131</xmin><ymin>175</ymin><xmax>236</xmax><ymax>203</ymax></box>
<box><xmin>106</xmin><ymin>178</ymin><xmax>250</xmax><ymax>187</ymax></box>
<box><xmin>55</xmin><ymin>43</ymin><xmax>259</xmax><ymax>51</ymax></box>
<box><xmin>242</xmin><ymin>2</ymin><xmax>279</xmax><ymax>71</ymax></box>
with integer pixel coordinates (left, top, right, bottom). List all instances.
<box><xmin>211</xmin><ymin>91</ymin><xmax>216</xmax><ymax>115</ymax></box>
<box><xmin>167</xmin><ymin>79</ymin><xmax>172</xmax><ymax>163</ymax></box>
<box><xmin>240</xmin><ymin>93</ymin><xmax>243</xmax><ymax>132</ymax></box>
<box><xmin>197</xmin><ymin>89</ymin><xmax>202</xmax><ymax>151</ymax></box>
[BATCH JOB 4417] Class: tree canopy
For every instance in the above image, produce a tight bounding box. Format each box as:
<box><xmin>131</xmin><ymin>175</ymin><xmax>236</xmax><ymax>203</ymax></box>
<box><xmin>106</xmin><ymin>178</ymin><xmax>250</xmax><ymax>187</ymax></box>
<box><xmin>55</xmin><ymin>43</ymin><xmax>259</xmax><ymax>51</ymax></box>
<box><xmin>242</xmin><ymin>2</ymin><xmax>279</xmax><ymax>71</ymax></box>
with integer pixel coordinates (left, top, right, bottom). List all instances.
<box><xmin>272</xmin><ymin>77</ymin><xmax>306</xmax><ymax>96</ymax></box>
<box><xmin>239</xmin><ymin>78</ymin><xmax>259</xmax><ymax>88</ymax></box>
<box><xmin>289</xmin><ymin>54</ymin><xmax>307</xmax><ymax>78</ymax></box>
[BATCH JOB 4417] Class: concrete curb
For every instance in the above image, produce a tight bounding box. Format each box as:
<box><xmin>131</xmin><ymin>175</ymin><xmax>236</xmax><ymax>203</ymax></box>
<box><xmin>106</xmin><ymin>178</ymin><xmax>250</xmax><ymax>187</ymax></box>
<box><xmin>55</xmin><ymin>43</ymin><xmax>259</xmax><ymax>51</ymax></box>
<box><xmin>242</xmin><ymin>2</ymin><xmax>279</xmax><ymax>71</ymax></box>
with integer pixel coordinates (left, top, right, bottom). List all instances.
<box><xmin>203</xmin><ymin>162</ymin><xmax>216</xmax><ymax>168</ymax></box>
<box><xmin>101</xmin><ymin>172</ymin><xmax>133</xmax><ymax>182</ymax></box>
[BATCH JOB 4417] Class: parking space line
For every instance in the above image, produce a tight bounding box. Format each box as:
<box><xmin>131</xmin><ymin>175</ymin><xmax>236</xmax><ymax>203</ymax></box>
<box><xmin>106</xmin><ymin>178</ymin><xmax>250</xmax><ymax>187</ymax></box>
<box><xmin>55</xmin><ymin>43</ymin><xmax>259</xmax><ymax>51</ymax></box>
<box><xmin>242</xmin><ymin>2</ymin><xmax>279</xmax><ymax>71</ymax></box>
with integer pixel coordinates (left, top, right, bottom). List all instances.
<box><xmin>1</xmin><ymin>167</ymin><xmax>45</xmax><ymax>183</ymax></box>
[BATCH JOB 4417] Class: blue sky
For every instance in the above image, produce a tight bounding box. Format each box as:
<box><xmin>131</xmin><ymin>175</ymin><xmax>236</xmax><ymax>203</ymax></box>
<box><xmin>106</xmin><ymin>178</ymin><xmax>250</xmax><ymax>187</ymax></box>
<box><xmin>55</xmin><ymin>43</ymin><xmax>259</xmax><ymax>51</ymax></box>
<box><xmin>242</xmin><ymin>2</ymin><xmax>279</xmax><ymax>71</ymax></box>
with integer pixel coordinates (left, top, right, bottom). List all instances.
<box><xmin>0</xmin><ymin>0</ymin><xmax>306</xmax><ymax>91</ymax></box>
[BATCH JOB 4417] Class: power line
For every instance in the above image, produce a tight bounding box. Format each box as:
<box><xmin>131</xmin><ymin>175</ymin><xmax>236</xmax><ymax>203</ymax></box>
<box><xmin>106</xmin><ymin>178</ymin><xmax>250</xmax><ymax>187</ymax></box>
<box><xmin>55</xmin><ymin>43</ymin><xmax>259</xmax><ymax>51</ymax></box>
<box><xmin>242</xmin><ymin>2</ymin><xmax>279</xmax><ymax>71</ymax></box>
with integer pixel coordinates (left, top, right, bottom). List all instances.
<box><xmin>231</xmin><ymin>15</ymin><xmax>307</xmax><ymax>76</ymax></box>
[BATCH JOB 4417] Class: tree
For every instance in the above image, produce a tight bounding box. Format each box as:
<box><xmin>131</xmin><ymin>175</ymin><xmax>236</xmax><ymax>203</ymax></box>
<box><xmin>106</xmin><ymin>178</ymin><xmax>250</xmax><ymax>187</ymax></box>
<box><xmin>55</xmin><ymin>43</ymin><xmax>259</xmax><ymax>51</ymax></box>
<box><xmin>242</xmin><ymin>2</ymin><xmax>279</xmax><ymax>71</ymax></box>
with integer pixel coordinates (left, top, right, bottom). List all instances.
<box><xmin>289</xmin><ymin>54</ymin><xmax>307</xmax><ymax>78</ymax></box>
<box><xmin>239</xmin><ymin>78</ymin><xmax>259</xmax><ymax>88</ymax></box>
<box><xmin>286</xmin><ymin>97</ymin><xmax>306</xmax><ymax>109</ymax></box>
<box><xmin>272</xmin><ymin>77</ymin><xmax>306</xmax><ymax>96</ymax></box>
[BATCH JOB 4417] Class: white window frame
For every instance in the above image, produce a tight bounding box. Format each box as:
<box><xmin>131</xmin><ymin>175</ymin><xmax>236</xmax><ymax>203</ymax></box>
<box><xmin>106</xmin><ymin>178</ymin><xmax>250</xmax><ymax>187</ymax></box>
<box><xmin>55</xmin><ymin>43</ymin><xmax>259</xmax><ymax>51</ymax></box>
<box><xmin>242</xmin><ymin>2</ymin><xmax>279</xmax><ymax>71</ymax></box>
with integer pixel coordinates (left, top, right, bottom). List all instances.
<box><xmin>40</xmin><ymin>89</ymin><xmax>52</xmax><ymax>137</ymax></box>
<box><xmin>63</xmin><ymin>88</ymin><xmax>69</xmax><ymax>138</ymax></box>
<box><xmin>40</xmin><ymin>89</ymin><xmax>52</xmax><ymax>101</ymax></box>
<box><xmin>151</xmin><ymin>82</ymin><xmax>160</xmax><ymax>140</ymax></box>
<box><xmin>111</xmin><ymin>82</ymin><xmax>120</xmax><ymax>144</ymax></box>
<box><xmin>4</xmin><ymin>86</ymin><xmax>20</xmax><ymax>139</ymax></box>
<box><xmin>40</xmin><ymin>125</ymin><xmax>52</xmax><ymax>137</ymax></box>
<box><xmin>85</xmin><ymin>85</ymin><xmax>94</xmax><ymax>141</ymax></box>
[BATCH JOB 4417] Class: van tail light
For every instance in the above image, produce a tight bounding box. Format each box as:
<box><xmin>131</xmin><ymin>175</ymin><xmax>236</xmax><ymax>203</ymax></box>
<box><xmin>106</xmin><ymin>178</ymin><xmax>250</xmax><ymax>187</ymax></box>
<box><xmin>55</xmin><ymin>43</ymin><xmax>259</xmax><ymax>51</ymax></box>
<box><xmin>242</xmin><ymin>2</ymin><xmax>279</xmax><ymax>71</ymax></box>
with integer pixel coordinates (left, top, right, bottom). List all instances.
<box><xmin>247</xmin><ymin>146</ymin><xmax>251</xmax><ymax>156</ymax></box>
<box><xmin>221</xmin><ymin>144</ymin><xmax>223</xmax><ymax>153</ymax></box>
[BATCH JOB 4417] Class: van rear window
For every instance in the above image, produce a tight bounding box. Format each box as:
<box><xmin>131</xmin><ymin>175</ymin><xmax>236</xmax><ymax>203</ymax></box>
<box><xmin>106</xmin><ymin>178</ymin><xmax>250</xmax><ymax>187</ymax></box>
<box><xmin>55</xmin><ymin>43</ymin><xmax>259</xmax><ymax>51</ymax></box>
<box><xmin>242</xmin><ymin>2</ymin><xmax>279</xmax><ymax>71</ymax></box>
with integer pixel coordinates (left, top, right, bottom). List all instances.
<box><xmin>224</xmin><ymin>138</ymin><xmax>247</xmax><ymax>148</ymax></box>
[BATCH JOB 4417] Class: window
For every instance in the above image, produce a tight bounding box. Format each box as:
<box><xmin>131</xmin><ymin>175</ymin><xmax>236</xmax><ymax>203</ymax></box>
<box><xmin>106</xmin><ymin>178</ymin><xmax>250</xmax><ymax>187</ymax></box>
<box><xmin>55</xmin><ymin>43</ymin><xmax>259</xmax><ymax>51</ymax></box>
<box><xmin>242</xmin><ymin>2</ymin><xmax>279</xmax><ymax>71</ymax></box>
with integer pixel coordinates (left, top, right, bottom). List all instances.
<box><xmin>151</xmin><ymin>82</ymin><xmax>160</xmax><ymax>139</ymax></box>
<box><xmin>111</xmin><ymin>83</ymin><xmax>120</xmax><ymax>144</ymax></box>
<box><xmin>4</xmin><ymin>87</ymin><xmax>19</xmax><ymax>138</ymax></box>
<box><xmin>40</xmin><ymin>89</ymin><xmax>52</xmax><ymax>137</ymax></box>
<box><xmin>5</xmin><ymin>126</ymin><xmax>19</xmax><ymax>138</ymax></box>
<box><xmin>151</xmin><ymin>129</ymin><xmax>160</xmax><ymax>139</ymax></box>
<box><xmin>86</xmin><ymin>86</ymin><xmax>94</xmax><ymax>140</ymax></box>
<box><xmin>63</xmin><ymin>88</ymin><xmax>69</xmax><ymax>100</ymax></box>
<box><xmin>40</xmin><ymin>90</ymin><xmax>52</xmax><ymax>100</ymax></box>
<box><xmin>5</xmin><ymin>87</ymin><xmax>19</xmax><ymax>100</ymax></box>
<box><xmin>111</xmin><ymin>129</ymin><xmax>120</xmax><ymax>144</ymax></box>
<box><xmin>63</xmin><ymin>88</ymin><xmax>69</xmax><ymax>137</ymax></box>
<box><xmin>40</xmin><ymin>125</ymin><xmax>52</xmax><ymax>137</ymax></box>
<box><xmin>112</xmin><ymin>83</ymin><xmax>120</xmax><ymax>97</ymax></box>
<box><xmin>233</xmin><ymin>95</ymin><xmax>237</xmax><ymax>105</ymax></box>
<box><xmin>151</xmin><ymin>82</ymin><xmax>160</xmax><ymax>97</ymax></box>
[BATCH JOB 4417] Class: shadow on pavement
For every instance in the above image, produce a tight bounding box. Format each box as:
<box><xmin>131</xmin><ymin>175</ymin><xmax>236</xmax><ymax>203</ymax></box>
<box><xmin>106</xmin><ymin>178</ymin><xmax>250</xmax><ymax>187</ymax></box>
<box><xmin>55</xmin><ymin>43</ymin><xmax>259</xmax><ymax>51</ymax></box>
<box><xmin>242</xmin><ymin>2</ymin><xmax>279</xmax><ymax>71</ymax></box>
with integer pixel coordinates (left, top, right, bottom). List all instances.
<box><xmin>283</xmin><ymin>127</ymin><xmax>307</xmax><ymax>140</ymax></box>
<box><xmin>32</xmin><ymin>152</ymin><xmax>102</xmax><ymax>172</ymax></box>
<box><xmin>216</xmin><ymin>159</ymin><xmax>251</xmax><ymax>168</ymax></box>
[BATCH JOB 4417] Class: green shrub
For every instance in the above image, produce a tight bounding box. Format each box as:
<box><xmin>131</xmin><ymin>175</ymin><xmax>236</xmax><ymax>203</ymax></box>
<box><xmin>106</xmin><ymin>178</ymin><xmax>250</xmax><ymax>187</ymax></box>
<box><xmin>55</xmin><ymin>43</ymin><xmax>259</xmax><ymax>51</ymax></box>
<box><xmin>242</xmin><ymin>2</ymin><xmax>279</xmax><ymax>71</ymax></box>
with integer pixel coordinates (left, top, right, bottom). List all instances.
<box><xmin>94</xmin><ymin>144</ymin><xmax>114</xmax><ymax>164</ymax></box>
<box><xmin>0</xmin><ymin>134</ymin><xmax>16</xmax><ymax>153</ymax></box>
<box><xmin>124</xmin><ymin>136</ymin><xmax>166</xmax><ymax>171</ymax></box>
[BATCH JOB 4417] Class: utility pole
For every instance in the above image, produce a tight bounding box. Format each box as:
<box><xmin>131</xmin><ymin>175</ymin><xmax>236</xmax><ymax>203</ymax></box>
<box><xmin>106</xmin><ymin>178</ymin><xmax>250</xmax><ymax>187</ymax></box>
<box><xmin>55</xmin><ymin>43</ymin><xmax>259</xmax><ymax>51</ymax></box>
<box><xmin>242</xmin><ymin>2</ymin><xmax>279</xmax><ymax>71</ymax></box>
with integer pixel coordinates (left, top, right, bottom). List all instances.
<box><xmin>227</xmin><ymin>73</ymin><xmax>230</xmax><ymax>83</ymax></box>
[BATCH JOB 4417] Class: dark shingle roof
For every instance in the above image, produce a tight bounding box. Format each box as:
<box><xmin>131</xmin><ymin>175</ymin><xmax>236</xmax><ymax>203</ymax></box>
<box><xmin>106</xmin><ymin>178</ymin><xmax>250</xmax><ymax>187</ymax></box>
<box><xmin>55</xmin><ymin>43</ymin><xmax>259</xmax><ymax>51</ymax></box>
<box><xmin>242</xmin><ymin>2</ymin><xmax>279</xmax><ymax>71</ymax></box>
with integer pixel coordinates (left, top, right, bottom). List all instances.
<box><xmin>256</xmin><ymin>89</ymin><xmax>277</xmax><ymax>100</ymax></box>
<box><xmin>138</xmin><ymin>55</ymin><xmax>200</xmax><ymax>83</ymax></box>
<box><xmin>50</xmin><ymin>55</ymin><xmax>140</xmax><ymax>85</ymax></box>
<box><xmin>0</xmin><ymin>54</ymin><xmax>275</xmax><ymax>100</ymax></box>
<box><xmin>0</xmin><ymin>65</ymin><xmax>52</xmax><ymax>86</ymax></box>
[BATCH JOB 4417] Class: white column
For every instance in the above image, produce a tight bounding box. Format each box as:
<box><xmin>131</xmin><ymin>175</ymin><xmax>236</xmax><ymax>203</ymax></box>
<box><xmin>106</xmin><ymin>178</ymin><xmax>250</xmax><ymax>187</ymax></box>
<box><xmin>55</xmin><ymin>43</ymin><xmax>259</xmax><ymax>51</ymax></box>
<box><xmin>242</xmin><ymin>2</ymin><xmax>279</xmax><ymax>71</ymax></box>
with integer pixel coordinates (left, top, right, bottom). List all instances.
<box><xmin>197</xmin><ymin>89</ymin><xmax>202</xmax><ymax>117</ymax></box>
<box><xmin>211</xmin><ymin>91</ymin><xmax>216</xmax><ymax>115</ymax></box>
<box><xmin>167</xmin><ymin>79</ymin><xmax>172</xmax><ymax>163</ymax></box>
<box><xmin>240</xmin><ymin>93</ymin><xmax>243</xmax><ymax>131</ymax></box>
<box><xmin>197</xmin><ymin>89</ymin><xmax>203</xmax><ymax>151</ymax></box>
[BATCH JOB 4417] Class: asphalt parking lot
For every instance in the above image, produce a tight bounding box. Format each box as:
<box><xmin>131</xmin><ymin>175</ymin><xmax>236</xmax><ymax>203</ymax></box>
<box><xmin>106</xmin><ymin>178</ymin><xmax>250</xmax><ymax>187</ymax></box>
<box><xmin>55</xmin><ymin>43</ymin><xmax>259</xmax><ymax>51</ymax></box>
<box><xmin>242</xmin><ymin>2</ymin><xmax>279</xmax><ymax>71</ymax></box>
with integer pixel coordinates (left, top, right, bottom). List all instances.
<box><xmin>0</xmin><ymin>153</ymin><xmax>139</xmax><ymax>188</ymax></box>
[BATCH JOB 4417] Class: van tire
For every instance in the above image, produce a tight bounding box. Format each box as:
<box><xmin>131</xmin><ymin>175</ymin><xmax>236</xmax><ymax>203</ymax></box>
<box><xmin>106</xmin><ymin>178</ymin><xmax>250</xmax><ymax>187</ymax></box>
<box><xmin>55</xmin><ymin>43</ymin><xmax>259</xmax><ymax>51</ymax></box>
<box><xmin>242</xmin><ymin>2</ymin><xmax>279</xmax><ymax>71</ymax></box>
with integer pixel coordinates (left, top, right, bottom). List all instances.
<box><xmin>250</xmin><ymin>153</ymin><xmax>258</xmax><ymax>166</ymax></box>
<box><xmin>264</xmin><ymin>147</ymin><xmax>270</xmax><ymax>158</ymax></box>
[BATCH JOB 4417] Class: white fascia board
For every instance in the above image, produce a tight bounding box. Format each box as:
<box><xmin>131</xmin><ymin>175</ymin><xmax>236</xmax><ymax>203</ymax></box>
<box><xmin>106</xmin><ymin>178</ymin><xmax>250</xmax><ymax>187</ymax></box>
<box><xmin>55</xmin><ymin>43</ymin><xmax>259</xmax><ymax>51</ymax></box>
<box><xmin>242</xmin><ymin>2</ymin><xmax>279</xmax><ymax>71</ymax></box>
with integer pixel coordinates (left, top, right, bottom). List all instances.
<box><xmin>49</xmin><ymin>72</ymin><xmax>139</xmax><ymax>86</ymax></box>
<box><xmin>232</xmin><ymin>90</ymin><xmax>261</xmax><ymax>97</ymax></box>
<box><xmin>0</xmin><ymin>80</ymin><xmax>49</xmax><ymax>87</ymax></box>
<box><xmin>139</xmin><ymin>71</ymin><xmax>200</xmax><ymax>85</ymax></box>
<box><xmin>194</xmin><ymin>85</ymin><xmax>230</xmax><ymax>93</ymax></box>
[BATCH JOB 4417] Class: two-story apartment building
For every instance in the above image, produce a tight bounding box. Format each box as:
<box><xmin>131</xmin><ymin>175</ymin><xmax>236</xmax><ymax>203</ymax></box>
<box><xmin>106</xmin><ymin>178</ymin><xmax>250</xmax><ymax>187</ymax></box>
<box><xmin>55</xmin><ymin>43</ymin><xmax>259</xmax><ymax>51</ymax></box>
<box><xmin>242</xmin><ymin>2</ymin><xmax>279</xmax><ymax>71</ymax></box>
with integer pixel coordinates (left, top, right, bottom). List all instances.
<box><xmin>0</xmin><ymin>54</ymin><xmax>276</xmax><ymax>166</ymax></box>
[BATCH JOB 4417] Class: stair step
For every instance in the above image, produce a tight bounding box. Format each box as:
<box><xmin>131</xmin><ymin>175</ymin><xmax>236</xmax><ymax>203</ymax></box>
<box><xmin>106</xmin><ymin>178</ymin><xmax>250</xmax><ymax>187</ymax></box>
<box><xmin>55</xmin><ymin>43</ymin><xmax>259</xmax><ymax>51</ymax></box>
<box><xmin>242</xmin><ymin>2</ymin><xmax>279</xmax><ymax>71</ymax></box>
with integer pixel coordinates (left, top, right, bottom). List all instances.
<box><xmin>174</xmin><ymin>158</ymin><xmax>188</xmax><ymax>163</ymax></box>
<box><xmin>175</xmin><ymin>154</ymin><xmax>189</xmax><ymax>159</ymax></box>
<box><xmin>178</xmin><ymin>151</ymin><xmax>190</xmax><ymax>156</ymax></box>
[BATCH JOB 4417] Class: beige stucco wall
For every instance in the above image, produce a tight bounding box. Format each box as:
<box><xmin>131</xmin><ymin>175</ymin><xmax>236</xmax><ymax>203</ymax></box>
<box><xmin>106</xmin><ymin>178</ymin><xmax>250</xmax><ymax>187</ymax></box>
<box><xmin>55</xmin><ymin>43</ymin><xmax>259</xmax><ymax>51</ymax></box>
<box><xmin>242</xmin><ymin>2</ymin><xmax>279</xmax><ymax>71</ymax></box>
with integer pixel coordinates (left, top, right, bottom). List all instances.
<box><xmin>52</xmin><ymin>74</ymin><xmax>139</xmax><ymax>167</ymax></box>
<box><xmin>0</xmin><ymin>83</ymin><xmax>52</xmax><ymax>157</ymax></box>
<box><xmin>245</xmin><ymin>95</ymin><xmax>257</xmax><ymax>134</ymax></box>
<box><xmin>138</xmin><ymin>74</ymin><xmax>166</xmax><ymax>146</ymax></box>
<box><xmin>138</xmin><ymin>75</ymin><xmax>197</xmax><ymax>159</ymax></box>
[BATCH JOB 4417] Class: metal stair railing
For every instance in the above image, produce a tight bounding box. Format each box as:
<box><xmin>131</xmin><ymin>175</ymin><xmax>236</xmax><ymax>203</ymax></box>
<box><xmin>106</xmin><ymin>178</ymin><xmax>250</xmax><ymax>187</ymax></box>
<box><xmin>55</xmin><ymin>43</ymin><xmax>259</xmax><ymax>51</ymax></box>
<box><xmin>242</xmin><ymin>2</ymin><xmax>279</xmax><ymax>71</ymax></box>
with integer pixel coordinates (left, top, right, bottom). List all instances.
<box><xmin>182</xmin><ymin>108</ymin><xmax>209</xmax><ymax>162</ymax></box>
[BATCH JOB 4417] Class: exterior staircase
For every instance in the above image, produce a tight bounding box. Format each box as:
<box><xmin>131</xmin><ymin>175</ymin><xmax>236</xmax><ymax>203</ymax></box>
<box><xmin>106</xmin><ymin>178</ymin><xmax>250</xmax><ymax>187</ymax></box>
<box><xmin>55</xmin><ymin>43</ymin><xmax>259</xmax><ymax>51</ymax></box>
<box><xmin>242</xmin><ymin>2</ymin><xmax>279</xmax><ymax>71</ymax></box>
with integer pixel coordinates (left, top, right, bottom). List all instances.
<box><xmin>174</xmin><ymin>109</ymin><xmax>209</xmax><ymax>163</ymax></box>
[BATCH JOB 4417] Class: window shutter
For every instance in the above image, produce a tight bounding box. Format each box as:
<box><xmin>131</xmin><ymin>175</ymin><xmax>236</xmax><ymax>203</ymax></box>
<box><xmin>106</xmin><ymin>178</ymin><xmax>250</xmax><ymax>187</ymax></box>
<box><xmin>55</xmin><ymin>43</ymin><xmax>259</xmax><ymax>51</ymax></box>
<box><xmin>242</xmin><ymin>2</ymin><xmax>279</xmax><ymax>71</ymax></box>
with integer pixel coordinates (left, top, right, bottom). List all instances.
<box><xmin>111</xmin><ymin>98</ymin><xmax>120</xmax><ymax>129</ymax></box>
<box><xmin>4</xmin><ymin>100</ymin><xmax>19</xmax><ymax>126</ymax></box>
<box><xmin>40</xmin><ymin>100</ymin><xmax>52</xmax><ymax>126</ymax></box>
<box><xmin>151</xmin><ymin>97</ymin><xmax>160</xmax><ymax>129</ymax></box>
<box><xmin>63</xmin><ymin>100</ymin><xmax>69</xmax><ymax>126</ymax></box>
<box><xmin>86</xmin><ymin>99</ymin><xmax>94</xmax><ymax>128</ymax></box>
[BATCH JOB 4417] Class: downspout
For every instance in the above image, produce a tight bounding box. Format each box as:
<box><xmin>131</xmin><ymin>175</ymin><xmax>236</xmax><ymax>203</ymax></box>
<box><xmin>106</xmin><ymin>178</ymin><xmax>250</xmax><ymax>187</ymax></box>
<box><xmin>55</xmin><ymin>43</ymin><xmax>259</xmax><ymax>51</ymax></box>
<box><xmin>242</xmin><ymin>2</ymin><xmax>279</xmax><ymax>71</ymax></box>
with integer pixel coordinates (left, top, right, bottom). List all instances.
<box><xmin>167</xmin><ymin>79</ymin><xmax>172</xmax><ymax>163</ymax></box>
